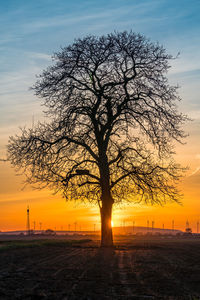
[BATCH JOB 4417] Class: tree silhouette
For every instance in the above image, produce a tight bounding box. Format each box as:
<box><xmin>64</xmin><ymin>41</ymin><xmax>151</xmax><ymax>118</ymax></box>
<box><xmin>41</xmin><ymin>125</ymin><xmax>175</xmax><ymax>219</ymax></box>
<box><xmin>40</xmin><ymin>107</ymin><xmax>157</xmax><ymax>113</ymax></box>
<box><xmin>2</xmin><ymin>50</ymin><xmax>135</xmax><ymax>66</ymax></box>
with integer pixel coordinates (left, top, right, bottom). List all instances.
<box><xmin>8</xmin><ymin>31</ymin><xmax>187</xmax><ymax>247</ymax></box>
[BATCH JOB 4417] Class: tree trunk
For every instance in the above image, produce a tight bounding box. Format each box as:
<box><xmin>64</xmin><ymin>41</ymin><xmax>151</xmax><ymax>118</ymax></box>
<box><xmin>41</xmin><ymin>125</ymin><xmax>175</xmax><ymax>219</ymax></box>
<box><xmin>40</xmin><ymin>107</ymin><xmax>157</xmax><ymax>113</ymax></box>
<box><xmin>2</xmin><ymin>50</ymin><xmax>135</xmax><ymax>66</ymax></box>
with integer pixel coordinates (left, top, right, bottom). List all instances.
<box><xmin>100</xmin><ymin>200</ymin><xmax>113</xmax><ymax>247</ymax></box>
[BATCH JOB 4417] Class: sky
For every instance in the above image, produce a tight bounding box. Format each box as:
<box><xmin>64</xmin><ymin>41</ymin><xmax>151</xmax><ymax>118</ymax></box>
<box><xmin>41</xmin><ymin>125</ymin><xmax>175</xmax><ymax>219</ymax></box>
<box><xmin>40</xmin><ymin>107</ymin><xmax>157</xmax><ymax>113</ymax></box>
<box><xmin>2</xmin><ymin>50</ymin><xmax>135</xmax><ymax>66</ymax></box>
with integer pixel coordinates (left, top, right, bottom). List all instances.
<box><xmin>0</xmin><ymin>0</ymin><xmax>200</xmax><ymax>232</ymax></box>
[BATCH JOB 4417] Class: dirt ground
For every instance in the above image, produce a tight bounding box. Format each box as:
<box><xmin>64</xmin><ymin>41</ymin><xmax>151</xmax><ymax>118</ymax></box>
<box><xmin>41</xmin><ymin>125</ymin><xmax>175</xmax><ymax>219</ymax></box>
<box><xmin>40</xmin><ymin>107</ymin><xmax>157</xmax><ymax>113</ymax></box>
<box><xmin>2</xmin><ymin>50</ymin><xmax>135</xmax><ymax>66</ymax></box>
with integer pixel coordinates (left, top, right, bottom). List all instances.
<box><xmin>0</xmin><ymin>236</ymin><xmax>199</xmax><ymax>300</ymax></box>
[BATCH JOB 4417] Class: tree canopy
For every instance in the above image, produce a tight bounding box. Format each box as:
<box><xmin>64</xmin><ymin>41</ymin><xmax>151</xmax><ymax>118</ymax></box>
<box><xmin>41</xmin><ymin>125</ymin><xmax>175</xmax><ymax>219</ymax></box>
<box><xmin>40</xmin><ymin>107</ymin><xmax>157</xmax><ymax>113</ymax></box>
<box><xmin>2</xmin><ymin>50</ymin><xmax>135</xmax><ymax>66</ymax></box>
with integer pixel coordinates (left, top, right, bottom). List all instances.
<box><xmin>7</xmin><ymin>31</ymin><xmax>187</xmax><ymax>246</ymax></box>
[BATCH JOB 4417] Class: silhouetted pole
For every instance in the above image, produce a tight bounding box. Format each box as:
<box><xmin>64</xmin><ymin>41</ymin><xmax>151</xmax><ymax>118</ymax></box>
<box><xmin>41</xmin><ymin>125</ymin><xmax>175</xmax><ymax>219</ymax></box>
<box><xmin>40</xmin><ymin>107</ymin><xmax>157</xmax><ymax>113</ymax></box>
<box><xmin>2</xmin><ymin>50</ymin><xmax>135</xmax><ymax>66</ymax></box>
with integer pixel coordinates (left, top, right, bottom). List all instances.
<box><xmin>152</xmin><ymin>221</ymin><xmax>154</xmax><ymax>233</ymax></box>
<box><xmin>162</xmin><ymin>223</ymin><xmax>165</xmax><ymax>230</ymax></box>
<box><xmin>132</xmin><ymin>220</ymin><xmax>135</xmax><ymax>235</ymax></box>
<box><xmin>26</xmin><ymin>206</ymin><xmax>30</xmax><ymax>235</ymax></box>
<box><xmin>172</xmin><ymin>220</ymin><xmax>174</xmax><ymax>232</ymax></box>
<box><xmin>74</xmin><ymin>222</ymin><xmax>77</xmax><ymax>232</ymax></box>
<box><xmin>39</xmin><ymin>222</ymin><xmax>42</xmax><ymax>231</ymax></box>
<box><xmin>197</xmin><ymin>221</ymin><xmax>199</xmax><ymax>233</ymax></box>
<box><xmin>33</xmin><ymin>221</ymin><xmax>36</xmax><ymax>232</ymax></box>
<box><xmin>147</xmin><ymin>220</ymin><xmax>149</xmax><ymax>232</ymax></box>
<box><xmin>186</xmin><ymin>220</ymin><xmax>189</xmax><ymax>229</ymax></box>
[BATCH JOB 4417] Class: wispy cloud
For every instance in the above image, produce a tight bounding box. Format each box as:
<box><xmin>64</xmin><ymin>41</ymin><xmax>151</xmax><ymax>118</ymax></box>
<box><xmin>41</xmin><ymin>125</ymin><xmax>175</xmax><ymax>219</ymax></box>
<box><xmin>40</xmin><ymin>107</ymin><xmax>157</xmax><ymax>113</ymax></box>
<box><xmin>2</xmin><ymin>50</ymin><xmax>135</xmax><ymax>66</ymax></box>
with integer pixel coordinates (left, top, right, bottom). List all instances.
<box><xmin>169</xmin><ymin>56</ymin><xmax>200</xmax><ymax>75</ymax></box>
<box><xmin>26</xmin><ymin>51</ymin><xmax>52</xmax><ymax>61</ymax></box>
<box><xmin>0</xmin><ymin>0</ymin><xmax>171</xmax><ymax>41</ymax></box>
<box><xmin>188</xmin><ymin>110</ymin><xmax>200</xmax><ymax>120</ymax></box>
<box><xmin>189</xmin><ymin>166</ymin><xmax>200</xmax><ymax>177</ymax></box>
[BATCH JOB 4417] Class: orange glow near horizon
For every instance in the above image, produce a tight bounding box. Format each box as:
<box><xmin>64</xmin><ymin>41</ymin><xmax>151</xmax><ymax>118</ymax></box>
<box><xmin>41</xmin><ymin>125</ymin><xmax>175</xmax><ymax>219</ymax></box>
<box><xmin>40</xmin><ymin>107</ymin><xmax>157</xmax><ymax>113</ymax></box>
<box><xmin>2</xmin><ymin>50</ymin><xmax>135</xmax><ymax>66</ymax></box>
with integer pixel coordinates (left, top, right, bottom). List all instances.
<box><xmin>0</xmin><ymin>165</ymin><xmax>199</xmax><ymax>234</ymax></box>
<box><xmin>0</xmin><ymin>0</ymin><xmax>200</xmax><ymax>239</ymax></box>
<box><xmin>0</xmin><ymin>135</ymin><xmax>200</xmax><ymax>234</ymax></box>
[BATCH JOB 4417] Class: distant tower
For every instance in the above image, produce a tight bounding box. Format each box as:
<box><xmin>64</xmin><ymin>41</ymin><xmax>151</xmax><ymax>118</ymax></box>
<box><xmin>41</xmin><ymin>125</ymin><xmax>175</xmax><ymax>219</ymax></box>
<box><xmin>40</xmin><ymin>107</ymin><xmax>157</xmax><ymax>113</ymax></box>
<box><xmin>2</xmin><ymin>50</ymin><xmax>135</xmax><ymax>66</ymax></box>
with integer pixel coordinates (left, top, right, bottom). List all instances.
<box><xmin>132</xmin><ymin>220</ymin><xmax>135</xmax><ymax>235</ymax></box>
<box><xmin>26</xmin><ymin>206</ymin><xmax>30</xmax><ymax>235</ymax></box>
<box><xmin>152</xmin><ymin>221</ymin><xmax>155</xmax><ymax>232</ymax></box>
<box><xmin>33</xmin><ymin>221</ymin><xmax>36</xmax><ymax>232</ymax></box>
<box><xmin>185</xmin><ymin>220</ymin><xmax>192</xmax><ymax>234</ymax></box>
<box><xmin>172</xmin><ymin>220</ymin><xmax>174</xmax><ymax>231</ymax></box>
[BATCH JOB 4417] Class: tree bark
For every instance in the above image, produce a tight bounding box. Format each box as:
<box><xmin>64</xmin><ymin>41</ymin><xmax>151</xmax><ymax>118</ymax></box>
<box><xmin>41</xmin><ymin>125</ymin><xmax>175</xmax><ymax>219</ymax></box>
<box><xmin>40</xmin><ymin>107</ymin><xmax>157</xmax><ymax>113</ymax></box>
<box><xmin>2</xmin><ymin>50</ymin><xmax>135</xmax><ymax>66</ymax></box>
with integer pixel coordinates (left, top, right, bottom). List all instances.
<box><xmin>100</xmin><ymin>200</ymin><xmax>113</xmax><ymax>247</ymax></box>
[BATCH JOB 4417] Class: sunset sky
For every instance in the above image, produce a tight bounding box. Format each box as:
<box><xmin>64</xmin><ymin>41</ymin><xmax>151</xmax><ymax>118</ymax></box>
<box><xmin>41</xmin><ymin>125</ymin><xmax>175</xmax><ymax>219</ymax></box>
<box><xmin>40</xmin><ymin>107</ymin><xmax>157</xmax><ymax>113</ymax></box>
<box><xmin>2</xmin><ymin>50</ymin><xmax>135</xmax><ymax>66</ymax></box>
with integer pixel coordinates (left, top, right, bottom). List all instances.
<box><xmin>0</xmin><ymin>0</ymin><xmax>200</xmax><ymax>232</ymax></box>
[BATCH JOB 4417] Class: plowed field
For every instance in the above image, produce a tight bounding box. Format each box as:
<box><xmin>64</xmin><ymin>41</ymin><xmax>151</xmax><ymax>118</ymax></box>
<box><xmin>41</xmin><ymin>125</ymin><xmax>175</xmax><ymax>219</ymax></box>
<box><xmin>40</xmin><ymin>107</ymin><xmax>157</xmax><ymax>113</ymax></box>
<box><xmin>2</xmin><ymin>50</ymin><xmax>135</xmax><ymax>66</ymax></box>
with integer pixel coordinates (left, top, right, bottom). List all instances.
<box><xmin>0</xmin><ymin>237</ymin><xmax>199</xmax><ymax>299</ymax></box>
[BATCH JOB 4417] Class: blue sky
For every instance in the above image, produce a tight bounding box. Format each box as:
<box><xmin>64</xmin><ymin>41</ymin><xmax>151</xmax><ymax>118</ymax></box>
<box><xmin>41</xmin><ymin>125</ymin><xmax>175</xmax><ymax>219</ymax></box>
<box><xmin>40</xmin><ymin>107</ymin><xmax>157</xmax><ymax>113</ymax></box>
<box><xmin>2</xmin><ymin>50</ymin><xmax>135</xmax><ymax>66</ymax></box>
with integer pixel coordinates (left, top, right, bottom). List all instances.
<box><xmin>1</xmin><ymin>0</ymin><xmax>200</xmax><ymax>151</ymax></box>
<box><xmin>0</xmin><ymin>0</ymin><xmax>200</xmax><ymax>230</ymax></box>
<box><xmin>0</xmin><ymin>0</ymin><xmax>200</xmax><ymax>160</ymax></box>
<box><xmin>0</xmin><ymin>0</ymin><xmax>199</xmax><ymax>165</ymax></box>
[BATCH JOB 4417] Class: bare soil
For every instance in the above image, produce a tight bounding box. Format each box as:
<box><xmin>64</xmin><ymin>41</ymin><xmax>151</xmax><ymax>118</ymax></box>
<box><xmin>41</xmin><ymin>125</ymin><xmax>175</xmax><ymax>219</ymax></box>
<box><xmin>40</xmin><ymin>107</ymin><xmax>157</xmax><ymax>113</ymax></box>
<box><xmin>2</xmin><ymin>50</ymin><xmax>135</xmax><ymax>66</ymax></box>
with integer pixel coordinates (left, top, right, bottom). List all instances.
<box><xmin>0</xmin><ymin>236</ymin><xmax>199</xmax><ymax>300</ymax></box>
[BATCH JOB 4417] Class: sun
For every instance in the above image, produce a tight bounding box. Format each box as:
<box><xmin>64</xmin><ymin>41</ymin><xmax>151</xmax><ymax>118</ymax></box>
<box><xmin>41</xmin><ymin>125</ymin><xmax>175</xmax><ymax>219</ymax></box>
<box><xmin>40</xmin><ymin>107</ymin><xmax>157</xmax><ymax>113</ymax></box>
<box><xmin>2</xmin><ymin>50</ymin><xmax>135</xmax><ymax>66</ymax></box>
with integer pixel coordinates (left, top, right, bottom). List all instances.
<box><xmin>111</xmin><ymin>220</ymin><xmax>114</xmax><ymax>227</ymax></box>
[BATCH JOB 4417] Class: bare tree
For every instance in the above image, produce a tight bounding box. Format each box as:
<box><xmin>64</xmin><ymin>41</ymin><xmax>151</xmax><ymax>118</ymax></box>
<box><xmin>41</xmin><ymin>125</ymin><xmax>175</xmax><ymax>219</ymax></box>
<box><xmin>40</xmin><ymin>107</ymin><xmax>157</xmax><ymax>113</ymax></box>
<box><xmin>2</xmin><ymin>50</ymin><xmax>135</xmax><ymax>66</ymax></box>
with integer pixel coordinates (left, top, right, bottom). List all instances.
<box><xmin>8</xmin><ymin>31</ymin><xmax>187</xmax><ymax>247</ymax></box>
